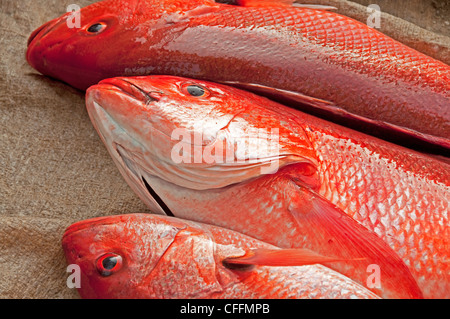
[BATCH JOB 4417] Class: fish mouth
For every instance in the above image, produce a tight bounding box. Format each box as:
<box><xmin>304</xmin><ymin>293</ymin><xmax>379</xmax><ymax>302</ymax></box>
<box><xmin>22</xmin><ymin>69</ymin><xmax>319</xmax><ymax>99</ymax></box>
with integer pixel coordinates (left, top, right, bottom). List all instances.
<box><xmin>27</xmin><ymin>15</ymin><xmax>65</xmax><ymax>48</ymax></box>
<box><xmin>26</xmin><ymin>15</ymin><xmax>67</xmax><ymax>69</ymax></box>
<box><xmin>27</xmin><ymin>22</ymin><xmax>48</xmax><ymax>47</ymax></box>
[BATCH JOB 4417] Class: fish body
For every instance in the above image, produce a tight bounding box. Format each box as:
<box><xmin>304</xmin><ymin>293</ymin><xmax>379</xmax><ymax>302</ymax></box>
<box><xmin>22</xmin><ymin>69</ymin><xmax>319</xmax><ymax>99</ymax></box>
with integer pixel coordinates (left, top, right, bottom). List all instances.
<box><xmin>62</xmin><ymin>213</ymin><xmax>380</xmax><ymax>299</ymax></box>
<box><xmin>26</xmin><ymin>0</ymin><xmax>450</xmax><ymax>150</ymax></box>
<box><xmin>85</xmin><ymin>76</ymin><xmax>450</xmax><ymax>299</ymax></box>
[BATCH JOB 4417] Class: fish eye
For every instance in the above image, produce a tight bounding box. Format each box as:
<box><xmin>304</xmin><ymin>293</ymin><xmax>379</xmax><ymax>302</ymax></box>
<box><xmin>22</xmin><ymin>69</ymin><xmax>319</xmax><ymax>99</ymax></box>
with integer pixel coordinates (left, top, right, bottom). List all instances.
<box><xmin>86</xmin><ymin>22</ymin><xmax>107</xmax><ymax>34</ymax></box>
<box><xmin>187</xmin><ymin>85</ymin><xmax>205</xmax><ymax>97</ymax></box>
<box><xmin>96</xmin><ymin>253</ymin><xmax>123</xmax><ymax>277</ymax></box>
<box><xmin>181</xmin><ymin>84</ymin><xmax>210</xmax><ymax>98</ymax></box>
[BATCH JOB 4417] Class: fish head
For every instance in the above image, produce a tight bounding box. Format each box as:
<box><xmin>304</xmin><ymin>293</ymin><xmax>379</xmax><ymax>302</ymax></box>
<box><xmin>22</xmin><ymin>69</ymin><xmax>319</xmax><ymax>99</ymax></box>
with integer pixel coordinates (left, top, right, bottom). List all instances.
<box><xmin>26</xmin><ymin>0</ymin><xmax>221</xmax><ymax>90</ymax></box>
<box><xmin>85</xmin><ymin>75</ymin><xmax>318</xmax><ymax>214</ymax></box>
<box><xmin>62</xmin><ymin>213</ymin><xmax>246</xmax><ymax>298</ymax></box>
<box><xmin>62</xmin><ymin>214</ymin><xmax>187</xmax><ymax>298</ymax></box>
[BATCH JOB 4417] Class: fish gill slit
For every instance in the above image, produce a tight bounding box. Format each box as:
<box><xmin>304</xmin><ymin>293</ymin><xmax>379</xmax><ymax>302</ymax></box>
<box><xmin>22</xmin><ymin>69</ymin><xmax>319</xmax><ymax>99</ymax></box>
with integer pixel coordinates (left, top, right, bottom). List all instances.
<box><xmin>142</xmin><ymin>177</ymin><xmax>175</xmax><ymax>217</ymax></box>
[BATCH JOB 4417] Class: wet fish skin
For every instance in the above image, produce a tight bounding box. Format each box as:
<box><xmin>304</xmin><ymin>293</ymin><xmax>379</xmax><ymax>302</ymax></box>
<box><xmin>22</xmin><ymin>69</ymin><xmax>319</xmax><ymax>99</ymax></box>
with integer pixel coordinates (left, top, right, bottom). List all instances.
<box><xmin>86</xmin><ymin>76</ymin><xmax>450</xmax><ymax>298</ymax></box>
<box><xmin>62</xmin><ymin>213</ymin><xmax>381</xmax><ymax>299</ymax></box>
<box><xmin>26</xmin><ymin>0</ymin><xmax>450</xmax><ymax>149</ymax></box>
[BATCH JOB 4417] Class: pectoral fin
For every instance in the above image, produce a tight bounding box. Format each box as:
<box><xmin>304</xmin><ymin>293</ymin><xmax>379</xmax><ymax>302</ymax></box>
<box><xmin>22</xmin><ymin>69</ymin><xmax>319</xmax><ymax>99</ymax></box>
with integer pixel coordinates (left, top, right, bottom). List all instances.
<box><xmin>285</xmin><ymin>181</ymin><xmax>423</xmax><ymax>299</ymax></box>
<box><xmin>223</xmin><ymin>247</ymin><xmax>362</xmax><ymax>268</ymax></box>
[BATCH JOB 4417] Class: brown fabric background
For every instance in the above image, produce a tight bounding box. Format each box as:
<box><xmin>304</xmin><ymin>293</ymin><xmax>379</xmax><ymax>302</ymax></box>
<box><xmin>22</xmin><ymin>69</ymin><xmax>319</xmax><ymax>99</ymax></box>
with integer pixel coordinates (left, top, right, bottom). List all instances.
<box><xmin>0</xmin><ymin>0</ymin><xmax>151</xmax><ymax>299</ymax></box>
<box><xmin>0</xmin><ymin>0</ymin><xmax>448</xmax><ymax>299</ymax></box>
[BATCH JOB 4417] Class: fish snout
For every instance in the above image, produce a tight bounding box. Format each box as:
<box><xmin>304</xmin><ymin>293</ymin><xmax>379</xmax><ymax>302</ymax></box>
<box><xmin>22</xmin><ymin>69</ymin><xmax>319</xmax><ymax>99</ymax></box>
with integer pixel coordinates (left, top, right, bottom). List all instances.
<box><xmin>62</xmin><ymin>215</ymin><xmax>119</xmax><ymax>241</ymax></box>
<box><xmin>26</xmin><ymin>16</ymin><xmax>66</xmax><ymax>70</ymax></box>
<box><xmin>99</xmin><ymin>77</ymin><xmax>164</xmax><ymax>104</ymax></box>
<box><xmin>27</xmin><ymin>15</ymin><xmax>64</xmax><ymax>48</ymax></box>
<box><xmin>27</xmin><ymin>22</ymin><xmax>48</xmax><ymax>47</ymax></box>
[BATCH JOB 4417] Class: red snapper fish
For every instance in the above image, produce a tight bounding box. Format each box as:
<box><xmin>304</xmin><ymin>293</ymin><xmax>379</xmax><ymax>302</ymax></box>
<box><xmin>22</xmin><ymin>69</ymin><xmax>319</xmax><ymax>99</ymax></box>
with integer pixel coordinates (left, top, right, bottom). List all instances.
<box><xmin>85</xmin><ymin>75</ymin><xmax>450</xmax><ymax>299</ymax></box>
<box><xmin>62</xmin><ymin>213</ymin><xmax>380</xmax><ymax>299</ymax></box>
<box><xmin>26</xmin><ymin>0</ymin><xmax>450</xmax><ymax>151</ymax></box>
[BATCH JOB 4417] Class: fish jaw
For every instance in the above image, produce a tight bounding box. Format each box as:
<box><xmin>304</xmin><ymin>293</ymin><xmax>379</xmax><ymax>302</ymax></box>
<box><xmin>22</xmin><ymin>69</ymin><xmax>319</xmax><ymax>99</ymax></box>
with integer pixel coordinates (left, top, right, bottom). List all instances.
<box><xmin>85</xmin><ymin>76</ymin><xmax>215</xmax><ymax>215</ymax></box>
<box><xmin>26</xmin><ymin>11</ymin><xmax>102</xmax><ymax>90</ymax></box>
<box><xmin>27</xmin><ymin>13</ymin><xmax>64</xmax><ymax>64</ymax></box>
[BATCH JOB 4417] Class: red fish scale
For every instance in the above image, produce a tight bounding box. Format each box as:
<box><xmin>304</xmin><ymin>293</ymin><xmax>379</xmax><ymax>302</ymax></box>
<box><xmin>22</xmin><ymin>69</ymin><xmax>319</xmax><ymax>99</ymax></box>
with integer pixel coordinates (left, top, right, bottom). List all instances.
<box><xmin>214</xmin><ymin>265</ymin><xmax>378</xmax><ymax>299</ymax></box>
<box><xmin>307</xmin><ymin>129</ymin><xmax>449</xmax><ymax>298</ymax></box>
<box><xmin>202</xmin><ymin>7</ymin><xmax>449</xmax><ymax>92</ymax></box>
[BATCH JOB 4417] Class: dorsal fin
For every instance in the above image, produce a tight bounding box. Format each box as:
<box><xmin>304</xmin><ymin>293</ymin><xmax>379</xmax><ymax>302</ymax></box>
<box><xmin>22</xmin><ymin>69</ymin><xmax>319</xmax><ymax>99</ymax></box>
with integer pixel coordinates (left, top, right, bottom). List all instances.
<box><xmin>236</xmin><ymin>0</ymin><xmax>294</xmax><ymax>6</ymax></box>
<box><xmin>219</xmin><ymin>81</ymin><xmax>336</xmax><ymax>110</ymax></box>
<box><xmin>220</xmin><ymin>0</ymin><xmax>337</xmax><ymax>10</ymax></box>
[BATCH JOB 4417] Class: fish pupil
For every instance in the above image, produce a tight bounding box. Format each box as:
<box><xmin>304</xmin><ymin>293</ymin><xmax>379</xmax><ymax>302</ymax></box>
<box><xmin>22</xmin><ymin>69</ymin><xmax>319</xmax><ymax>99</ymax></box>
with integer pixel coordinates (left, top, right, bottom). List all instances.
<box><xmin>187</xmin><ymin>85</ymin><xmax>205</xmax><ymax>97</ymax></box>
<box><xmin>215</xmin><ymin>0</ymin><xmax>238</xmax><ymax>4</ymax></box>
<box><xmin>87</xmin><ymin>23</ymin><xmax>104</xmax><ymax>33</ymax></box>
<box><xmin>102</xmin><ymin>256</ymin><xmax>117</xmax><ymax>270</ymax></box>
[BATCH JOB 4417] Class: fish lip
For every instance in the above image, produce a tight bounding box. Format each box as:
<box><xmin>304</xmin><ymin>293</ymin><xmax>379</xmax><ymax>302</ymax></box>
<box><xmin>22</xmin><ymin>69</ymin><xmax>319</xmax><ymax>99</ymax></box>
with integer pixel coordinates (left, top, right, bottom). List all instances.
<box><xmin>26</xmin><ymin>16</ymin><xmax>67</xmax><ymax>69</ymax></box>
<box><xmin>27</xmin><ymin>22</ymin><xmax>48</xmax><ymax>47</ymax></box>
